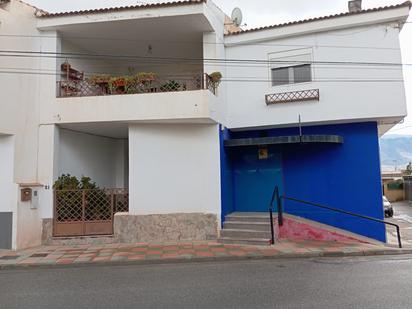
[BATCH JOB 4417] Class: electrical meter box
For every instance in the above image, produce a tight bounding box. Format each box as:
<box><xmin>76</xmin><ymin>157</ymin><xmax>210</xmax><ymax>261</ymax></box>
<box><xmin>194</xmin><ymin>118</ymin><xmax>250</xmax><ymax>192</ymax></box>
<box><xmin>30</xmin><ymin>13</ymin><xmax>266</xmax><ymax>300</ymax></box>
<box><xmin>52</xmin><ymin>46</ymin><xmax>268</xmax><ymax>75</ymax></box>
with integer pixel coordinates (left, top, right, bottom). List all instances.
<box><xmin>31</xmin><ymin>189</ymin><xmax>39</xmax><ymax>209</ymax></box>
<box><xmin>21</xmin><ymin>188</ymin><xmax>32</xmax><ymax>202</ymax></box>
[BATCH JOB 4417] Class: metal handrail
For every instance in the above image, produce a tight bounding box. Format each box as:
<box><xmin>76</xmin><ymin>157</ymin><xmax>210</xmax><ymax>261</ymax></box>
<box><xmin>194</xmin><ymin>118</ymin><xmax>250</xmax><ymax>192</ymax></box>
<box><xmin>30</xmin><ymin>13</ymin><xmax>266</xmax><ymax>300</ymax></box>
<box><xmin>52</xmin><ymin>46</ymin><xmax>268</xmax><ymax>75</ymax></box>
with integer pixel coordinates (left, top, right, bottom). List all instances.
<box><xmin>268</xmin><ymin>186</ymin><xmax>279</xmax><ymax>245</ymax></box>
<box><xmin>272</xmin><ymin>186</ymin><xmax>402</xmax><ymax>248</ymax></box>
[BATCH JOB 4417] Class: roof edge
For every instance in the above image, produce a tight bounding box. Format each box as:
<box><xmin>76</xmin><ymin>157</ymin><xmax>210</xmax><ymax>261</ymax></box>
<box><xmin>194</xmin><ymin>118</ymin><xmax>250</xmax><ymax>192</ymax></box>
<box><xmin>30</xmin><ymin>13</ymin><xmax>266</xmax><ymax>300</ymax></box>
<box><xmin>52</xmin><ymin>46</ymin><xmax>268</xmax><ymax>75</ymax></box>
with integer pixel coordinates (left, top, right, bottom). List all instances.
<box><xmin>226</xmin><ymin>1</ymin><xmax>411</xmax><ymax>37</ymax></box>
<box><xmin>36</xmin><ymin>0</ymin><xmax>207</xmax><ymax>18</ymax></box>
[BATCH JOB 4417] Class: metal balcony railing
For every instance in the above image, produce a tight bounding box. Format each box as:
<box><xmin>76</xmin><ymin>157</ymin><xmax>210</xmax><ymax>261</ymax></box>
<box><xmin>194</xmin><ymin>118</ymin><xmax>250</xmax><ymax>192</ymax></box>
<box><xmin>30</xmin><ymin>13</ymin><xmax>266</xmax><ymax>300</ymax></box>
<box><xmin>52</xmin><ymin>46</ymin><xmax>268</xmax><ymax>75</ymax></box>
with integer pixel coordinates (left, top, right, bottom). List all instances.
<box><xmin>265</xmin><ymin>89</ymin><xmax>320</xmax><ymax>105</ymax></box>
<box><xmin>57</xmin><ymin>74</ymin><xmax>216</xmax><ymax>98</ymax></box>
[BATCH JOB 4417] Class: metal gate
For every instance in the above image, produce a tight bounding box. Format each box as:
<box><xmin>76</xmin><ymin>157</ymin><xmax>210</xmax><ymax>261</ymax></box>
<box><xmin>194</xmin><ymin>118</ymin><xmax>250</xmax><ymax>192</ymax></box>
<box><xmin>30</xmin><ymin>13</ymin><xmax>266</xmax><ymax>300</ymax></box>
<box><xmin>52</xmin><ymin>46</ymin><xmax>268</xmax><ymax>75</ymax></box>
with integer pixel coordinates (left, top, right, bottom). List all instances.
<box><xmin>53</xmin><ymin>189</ymin><xmax>128</xmax><ymax>237</ymax></box>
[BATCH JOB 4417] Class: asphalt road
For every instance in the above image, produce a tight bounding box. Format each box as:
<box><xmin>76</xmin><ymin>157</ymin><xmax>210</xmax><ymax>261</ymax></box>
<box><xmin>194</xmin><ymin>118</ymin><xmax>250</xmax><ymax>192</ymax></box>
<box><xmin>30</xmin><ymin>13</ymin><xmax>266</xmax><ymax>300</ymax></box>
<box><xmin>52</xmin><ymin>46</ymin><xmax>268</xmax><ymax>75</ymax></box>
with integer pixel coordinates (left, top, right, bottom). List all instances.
<box><xmin>1</xmin><ymin>256</ymin><xmax>412</xmax><ymax>309</ymax></box>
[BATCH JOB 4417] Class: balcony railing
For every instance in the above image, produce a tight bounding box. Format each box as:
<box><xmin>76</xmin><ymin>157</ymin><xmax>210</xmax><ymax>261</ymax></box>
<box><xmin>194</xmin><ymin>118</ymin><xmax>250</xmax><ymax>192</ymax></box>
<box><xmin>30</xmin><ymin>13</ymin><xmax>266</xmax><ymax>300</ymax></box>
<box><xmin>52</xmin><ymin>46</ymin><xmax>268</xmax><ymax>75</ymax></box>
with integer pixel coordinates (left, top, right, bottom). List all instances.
<box><xmin>266</xmin><ymin>89</ymin><xmax>320</xmax><ymax>105</ymax></box>
<box><xmin>57</xmin><ymin>74</ymin><xmax>216</xmax><ymax>98</ymax></box>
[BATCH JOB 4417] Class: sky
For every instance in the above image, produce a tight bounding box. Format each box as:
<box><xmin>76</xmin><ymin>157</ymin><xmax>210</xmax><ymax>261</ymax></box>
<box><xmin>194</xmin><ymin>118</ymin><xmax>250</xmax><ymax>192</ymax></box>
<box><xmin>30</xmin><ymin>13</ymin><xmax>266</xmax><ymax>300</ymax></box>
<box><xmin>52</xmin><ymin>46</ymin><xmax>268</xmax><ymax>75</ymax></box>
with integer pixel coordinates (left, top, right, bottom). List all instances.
<box><xmin>24</xmin><ymin>0</ymin><xmax>412</xmax><ymax>135</ymax></box>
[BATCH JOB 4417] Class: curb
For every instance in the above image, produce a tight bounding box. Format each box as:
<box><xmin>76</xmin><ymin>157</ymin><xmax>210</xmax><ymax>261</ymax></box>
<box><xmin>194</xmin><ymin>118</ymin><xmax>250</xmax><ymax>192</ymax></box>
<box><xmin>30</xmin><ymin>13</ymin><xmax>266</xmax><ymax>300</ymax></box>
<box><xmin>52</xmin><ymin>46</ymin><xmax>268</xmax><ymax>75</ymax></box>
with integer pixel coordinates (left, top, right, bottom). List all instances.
<box><xmin>1</xmin><ymin>248</ymin><xmax>412</xmax><ymax>271</ymax></box>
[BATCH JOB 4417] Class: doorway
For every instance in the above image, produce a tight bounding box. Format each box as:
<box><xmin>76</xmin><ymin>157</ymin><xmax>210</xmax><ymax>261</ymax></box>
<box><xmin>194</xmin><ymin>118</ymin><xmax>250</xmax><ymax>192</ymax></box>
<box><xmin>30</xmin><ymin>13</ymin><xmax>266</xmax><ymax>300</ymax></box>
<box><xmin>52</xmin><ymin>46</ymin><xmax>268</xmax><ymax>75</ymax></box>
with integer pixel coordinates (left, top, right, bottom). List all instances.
<box><xmin>232</xmin><ymin>147</ymin><xmax>283</xmax><ymax>212</ymax></box>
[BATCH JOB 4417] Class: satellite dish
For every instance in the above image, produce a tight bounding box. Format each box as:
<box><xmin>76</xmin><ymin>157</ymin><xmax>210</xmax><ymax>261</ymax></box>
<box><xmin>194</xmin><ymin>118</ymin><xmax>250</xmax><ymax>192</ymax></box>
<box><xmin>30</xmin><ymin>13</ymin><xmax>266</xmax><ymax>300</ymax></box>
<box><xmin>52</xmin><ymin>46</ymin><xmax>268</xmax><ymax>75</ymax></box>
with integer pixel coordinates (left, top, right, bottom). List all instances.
<box><xmin>231</xmin><ymin>7</ymin><xmax>243</xmax><ymax>27</ymax></box>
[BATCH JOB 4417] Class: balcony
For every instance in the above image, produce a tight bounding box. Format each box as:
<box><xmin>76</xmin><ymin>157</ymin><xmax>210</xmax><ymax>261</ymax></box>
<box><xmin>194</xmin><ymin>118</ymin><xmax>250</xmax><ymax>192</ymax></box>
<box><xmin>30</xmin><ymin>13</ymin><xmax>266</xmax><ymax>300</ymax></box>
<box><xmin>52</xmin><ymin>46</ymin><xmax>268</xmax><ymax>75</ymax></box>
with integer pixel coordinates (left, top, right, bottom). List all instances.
<box><xmin>57</xmin><ymin>72</ymin><xmax>217</xmax><ymax>98</ymax></box>
<box><xmin>41</xmin><ymin>11</ymin><xmax>223</xmax><ymax>125</ymax></box>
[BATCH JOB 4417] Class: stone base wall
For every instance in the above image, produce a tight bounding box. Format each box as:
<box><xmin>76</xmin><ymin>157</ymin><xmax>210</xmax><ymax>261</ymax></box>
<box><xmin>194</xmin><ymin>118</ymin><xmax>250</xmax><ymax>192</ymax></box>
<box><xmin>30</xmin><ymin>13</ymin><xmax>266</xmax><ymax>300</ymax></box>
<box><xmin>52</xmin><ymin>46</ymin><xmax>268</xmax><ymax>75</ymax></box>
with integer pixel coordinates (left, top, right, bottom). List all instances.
<box><xmin>114</xmin><ymin>213</ymin><xmax>218</xmax><ymax>243</ymax></box>
<box><xmin>42</xmin><ymin>213</ymin><xmax>218</xmax><ymax>245</ymax></box>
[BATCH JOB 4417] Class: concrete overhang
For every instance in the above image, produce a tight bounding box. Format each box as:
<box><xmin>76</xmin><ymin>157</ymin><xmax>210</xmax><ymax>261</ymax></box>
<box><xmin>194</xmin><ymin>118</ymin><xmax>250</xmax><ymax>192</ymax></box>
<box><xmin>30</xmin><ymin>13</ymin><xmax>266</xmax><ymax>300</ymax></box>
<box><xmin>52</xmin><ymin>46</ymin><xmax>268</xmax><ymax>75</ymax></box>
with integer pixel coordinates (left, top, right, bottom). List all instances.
<box><xmin>36</xmin><ymin>2</ymin><xmax>214</xmax><ymax>32</ymax></box>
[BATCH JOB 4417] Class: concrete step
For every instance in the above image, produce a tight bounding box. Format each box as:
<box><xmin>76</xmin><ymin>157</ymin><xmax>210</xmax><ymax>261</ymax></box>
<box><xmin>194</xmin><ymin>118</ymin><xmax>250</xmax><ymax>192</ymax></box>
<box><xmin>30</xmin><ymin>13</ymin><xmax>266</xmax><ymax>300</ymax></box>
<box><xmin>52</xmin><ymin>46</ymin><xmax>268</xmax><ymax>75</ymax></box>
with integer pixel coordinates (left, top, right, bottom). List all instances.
<box><xmin>223</xmin><ymin>221</ymin><xmax>271</xmax><ymax>232</ymax></box>
<box><xmin>218</xmin><ymin>237</ymin><xmax>271</xmax><ymax>246</ymax></box>
<box><xmin>225</xmin><ymin>213</ymin><xmax>270</xmax><ymax>224</ymax></box>
<box><xmin>220</xmin><ymin>229</ymin><xmax>272</xmax><ymax>239</ymax></box>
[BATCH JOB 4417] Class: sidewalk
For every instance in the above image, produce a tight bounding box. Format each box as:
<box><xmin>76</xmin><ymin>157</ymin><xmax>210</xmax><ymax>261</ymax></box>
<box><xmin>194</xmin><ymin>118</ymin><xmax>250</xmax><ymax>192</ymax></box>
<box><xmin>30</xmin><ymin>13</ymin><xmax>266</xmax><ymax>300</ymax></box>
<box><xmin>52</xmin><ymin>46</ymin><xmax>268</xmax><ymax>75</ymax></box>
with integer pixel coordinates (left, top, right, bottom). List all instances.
<box><xmin>1</xmin><ymin>239</ymin><xmax>411</xmax><ymax>269</ymax></box>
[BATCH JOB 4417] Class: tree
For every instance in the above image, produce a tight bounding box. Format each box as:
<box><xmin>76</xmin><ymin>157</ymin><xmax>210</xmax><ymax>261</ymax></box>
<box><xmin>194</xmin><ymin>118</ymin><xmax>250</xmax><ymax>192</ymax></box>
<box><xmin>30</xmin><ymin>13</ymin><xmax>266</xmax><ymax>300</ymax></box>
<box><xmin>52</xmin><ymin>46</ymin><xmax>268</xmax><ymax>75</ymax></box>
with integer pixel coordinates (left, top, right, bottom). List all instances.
<box><xmin>405</xmin><ymin>162</ymin><xmax>412</xmax><ymax>175</ymax></box>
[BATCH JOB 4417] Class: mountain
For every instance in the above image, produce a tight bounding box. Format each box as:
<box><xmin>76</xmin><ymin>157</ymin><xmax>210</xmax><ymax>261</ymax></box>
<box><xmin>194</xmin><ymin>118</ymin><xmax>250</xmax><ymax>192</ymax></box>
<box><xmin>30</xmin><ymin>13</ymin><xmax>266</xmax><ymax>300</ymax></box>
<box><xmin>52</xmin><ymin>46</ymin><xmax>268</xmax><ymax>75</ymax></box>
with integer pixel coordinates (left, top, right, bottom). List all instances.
<box><xmin>380</xmin><ymin>135</ymin><xmax>412</xmax><ymax>170</ymax></box>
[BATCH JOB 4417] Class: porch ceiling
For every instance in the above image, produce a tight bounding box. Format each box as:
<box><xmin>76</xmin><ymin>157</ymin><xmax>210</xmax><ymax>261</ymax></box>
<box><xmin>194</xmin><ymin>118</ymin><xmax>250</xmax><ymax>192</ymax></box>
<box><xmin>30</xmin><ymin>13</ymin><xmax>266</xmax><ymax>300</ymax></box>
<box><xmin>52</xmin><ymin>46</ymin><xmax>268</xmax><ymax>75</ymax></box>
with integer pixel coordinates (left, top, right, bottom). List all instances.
<box><xmin>59</xmin><ymin>122</ymin><xmax>129</xmax><ymax>139</ymax></box>
<box><xmin>57</xmin><ymin>15</ymin><xmax>207</xmax><ymax>57</ymax></box>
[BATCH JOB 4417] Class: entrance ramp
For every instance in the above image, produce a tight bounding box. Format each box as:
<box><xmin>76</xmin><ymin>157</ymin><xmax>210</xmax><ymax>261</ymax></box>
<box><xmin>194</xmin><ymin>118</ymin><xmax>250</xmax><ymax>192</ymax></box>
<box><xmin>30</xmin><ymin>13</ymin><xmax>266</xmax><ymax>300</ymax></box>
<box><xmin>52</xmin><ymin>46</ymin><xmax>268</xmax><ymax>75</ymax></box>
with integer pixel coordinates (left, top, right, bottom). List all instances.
<box><xmin>275</xmin><ymin>214</ymin><xmax>382</xmax><ymax>245</ymax></box>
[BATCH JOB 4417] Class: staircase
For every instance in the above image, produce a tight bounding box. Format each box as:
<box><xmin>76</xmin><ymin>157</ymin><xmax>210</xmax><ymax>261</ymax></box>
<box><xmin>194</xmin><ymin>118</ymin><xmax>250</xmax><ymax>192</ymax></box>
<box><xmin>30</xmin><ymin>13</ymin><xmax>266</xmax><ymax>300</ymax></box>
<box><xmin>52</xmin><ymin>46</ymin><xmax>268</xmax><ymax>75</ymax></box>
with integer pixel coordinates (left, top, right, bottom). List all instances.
<box><xmin>219</xmin><ymin>212</ymin><xmax>273</xmax><ymax>246</ymax></box>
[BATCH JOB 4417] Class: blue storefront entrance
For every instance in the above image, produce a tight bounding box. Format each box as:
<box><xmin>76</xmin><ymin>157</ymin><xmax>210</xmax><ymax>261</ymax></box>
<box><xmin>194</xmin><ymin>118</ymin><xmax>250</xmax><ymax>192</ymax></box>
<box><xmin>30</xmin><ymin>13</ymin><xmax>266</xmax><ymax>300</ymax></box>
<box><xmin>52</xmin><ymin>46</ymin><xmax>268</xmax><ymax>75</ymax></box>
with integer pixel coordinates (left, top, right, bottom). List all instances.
<box><xmin>232</xmin><ymin>147</ymin><xmax>282</xmax><ymax>212</ymax></box>
<box><xmin>220</xmin><ymin>122</ymin><xmax>387</xmax><ymax>242</ymax></box>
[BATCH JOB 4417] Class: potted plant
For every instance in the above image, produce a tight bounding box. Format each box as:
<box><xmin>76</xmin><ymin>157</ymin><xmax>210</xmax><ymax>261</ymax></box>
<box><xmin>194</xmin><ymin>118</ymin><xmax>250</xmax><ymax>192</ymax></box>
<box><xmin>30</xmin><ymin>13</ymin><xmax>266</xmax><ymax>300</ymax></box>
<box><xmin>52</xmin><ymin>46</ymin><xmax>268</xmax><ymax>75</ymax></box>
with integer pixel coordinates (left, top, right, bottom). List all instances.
<box><xmin>87</xmin><ymin>74</ymin><xmax>110</xmax><ymax>85</ymax></box>
<box><xmin>208</xmin><ymin>72</ymin><xmax>222</xmax><ymax>92</ymax></box>
<box><xmin>137</xmin><ymin>72</ymin><xmax>157</xmax><ymax>83</ymax></box>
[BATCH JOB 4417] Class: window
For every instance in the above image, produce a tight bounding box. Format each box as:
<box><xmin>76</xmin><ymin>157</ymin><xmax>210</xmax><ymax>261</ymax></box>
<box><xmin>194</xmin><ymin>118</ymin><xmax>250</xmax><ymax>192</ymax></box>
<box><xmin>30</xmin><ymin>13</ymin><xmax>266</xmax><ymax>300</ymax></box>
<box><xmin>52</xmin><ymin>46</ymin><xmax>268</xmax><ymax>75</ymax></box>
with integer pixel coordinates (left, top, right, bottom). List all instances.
<box><xmin>293</xmin><ymin>64</ymin><xmax>312</xmax><ymax>83</ymax></box>
<box><xmin>271</xmin><ymin>64</ymin><xmax>311</xmax><ymax>86</ymax></box>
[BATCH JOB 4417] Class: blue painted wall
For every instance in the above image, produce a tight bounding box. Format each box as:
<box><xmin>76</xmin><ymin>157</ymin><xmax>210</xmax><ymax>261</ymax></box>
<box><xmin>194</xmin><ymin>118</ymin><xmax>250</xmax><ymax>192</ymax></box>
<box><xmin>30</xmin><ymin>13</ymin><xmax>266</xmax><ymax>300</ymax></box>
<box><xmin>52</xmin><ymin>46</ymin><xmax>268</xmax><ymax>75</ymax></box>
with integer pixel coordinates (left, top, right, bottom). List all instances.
<box><xmin>219</xmin><ymin>128</ymin><xmax>234</xmax><ymax>224</ymax></box>
<box><xmin>221</xmin><ymin>122</ymin><xmax>385</xmax><ymax>242</ymax></box>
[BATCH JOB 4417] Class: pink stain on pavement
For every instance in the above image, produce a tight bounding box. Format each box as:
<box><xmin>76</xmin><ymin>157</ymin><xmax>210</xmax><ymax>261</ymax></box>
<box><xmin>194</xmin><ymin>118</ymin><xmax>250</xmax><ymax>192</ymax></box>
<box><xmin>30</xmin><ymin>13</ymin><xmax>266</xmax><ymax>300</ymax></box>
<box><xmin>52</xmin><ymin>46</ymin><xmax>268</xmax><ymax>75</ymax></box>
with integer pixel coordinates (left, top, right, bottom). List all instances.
<box><xmin>276</xmin><ymin>218</ymin><xmax>371</xmax><ymax>244</ymax></box>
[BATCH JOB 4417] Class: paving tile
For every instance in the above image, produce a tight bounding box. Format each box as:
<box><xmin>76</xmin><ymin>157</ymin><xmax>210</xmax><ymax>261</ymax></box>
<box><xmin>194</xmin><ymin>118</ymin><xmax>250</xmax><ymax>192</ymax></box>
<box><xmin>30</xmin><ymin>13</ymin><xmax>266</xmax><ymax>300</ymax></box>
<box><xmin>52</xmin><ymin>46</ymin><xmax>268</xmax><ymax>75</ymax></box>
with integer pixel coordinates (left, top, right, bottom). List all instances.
<box><xmin>228</xmin><ymin>251</ymin><xmax>247</xmax><ymax>257</ymax></box>
<box><xmin>147</xmin><ymin>250</ymin><xmax>163</xmax><ymax>255</ymax></box>
<box><xmin>111</xmin><ymin>256</ymin><xmax>128</xmax><ymax>262</ymax></box>
<box><xmin>195</xmin><ymin>251</ymin><xmax>215</xmax><ymax>257</ymax></box>
<box><xmin>210</xmin><ymin>251</ymin><xmax>228</xmax><ymax>257</ymax></box>
<box><xmin>131</xmin><ymin>247</ymin><xmax>148</xmax><ymax>252</ymax></box>
<box><xmin>146</xmin><ymin>255</ymin><xmax>162</xmax><ymax>260</ymax></box>
<box><xmin>93</xmin><ymin>256</ymin><xmax>111</xmax><ymax>262</ymax></box>
<box><xmin>163</xmin><ymin>246</ymin><xmax>179</xmax><ymax>251</ymax></box>
<box><xmin>56</xmin><ymin>259</ymin><xmax>75</xmax><ymax>264</ymax></box>
<box><xmin>178</xmin><ymin>249</ymin><xmax>195</xmax><ymax>255</ymax></box>
<box><xmin>161</xmin><ymin>253</ymin><xmax>180</xmax><ymax>259</ymax></box>
<box><xmin>210</xmin><ymin>247</ymin><xmax>227</xmax><ymax>253</ymax></box>
<box><xmin>128</xmin><ymin>255</ymin><xmax>146</xmax><ymax>261</ymax></box>
<box><xmin>113</xmin><ymin>252</ymin><xmax>133</xmax><ymax>257</ymax></box>
<box><xmin>1</xmin><ymin>238</ymin><xmax>399</xmax><ymax>268</ymax></box>
<box><xmin>74</xmin><ymin>257</ymin><xmax>93</xmax><ymax>263</ymax></box>
<box><xmin>97</xmin><ymin>252</ymin><xmax>113</xmax><ymax>257</ymax></box>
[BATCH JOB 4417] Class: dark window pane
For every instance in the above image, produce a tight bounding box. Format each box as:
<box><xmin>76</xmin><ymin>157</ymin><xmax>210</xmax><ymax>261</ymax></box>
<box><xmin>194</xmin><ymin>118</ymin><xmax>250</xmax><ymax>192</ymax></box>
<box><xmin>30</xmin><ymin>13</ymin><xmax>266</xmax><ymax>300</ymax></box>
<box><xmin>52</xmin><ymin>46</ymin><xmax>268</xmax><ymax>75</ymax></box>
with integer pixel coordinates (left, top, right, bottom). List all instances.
<box><xmin>293</xmin><ymin>64</ymin><xmax>311</xmax><ymax>83</ymax></box>
<box><xmin>271</xmin><ymin>67</ymin><xmax>290</xmax><ymax>86</ymax></box>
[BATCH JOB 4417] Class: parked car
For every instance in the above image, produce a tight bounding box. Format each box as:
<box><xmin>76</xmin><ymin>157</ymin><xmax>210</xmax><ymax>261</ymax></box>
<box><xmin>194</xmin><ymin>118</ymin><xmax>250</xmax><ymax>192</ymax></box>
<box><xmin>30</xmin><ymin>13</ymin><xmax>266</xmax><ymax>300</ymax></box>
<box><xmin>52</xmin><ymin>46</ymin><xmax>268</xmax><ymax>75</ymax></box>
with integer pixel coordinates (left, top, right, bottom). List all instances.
<box><xmin>383</xmin><ymin>196</ymin><xmax>394</xmax><ymax>218</ymax></box>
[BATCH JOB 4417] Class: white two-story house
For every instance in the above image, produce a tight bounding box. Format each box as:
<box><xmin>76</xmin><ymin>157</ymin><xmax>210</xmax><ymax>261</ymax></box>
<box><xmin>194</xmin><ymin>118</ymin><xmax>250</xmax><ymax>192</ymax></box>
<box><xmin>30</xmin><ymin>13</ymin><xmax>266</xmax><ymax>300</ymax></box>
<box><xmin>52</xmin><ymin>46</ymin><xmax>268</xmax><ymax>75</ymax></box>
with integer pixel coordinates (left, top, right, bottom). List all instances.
<box><xmin>0</xmin><ymin>0</ymin><xmax>410</xmax><ymax>249</ymax></box>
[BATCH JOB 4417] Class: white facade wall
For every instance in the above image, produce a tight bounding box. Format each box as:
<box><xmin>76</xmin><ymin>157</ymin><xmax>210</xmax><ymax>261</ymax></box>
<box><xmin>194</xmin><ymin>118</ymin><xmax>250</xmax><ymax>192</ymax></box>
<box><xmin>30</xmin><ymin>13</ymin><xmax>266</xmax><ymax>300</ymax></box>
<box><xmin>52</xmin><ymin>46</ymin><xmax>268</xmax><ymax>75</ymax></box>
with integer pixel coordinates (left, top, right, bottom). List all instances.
<box><xmin>128</xmin><ymin>124</ymin><xmax>221</xmax><ymax>218</ymax></box>
<box><xmin>43</xmin><ymin>90</ymin><xmax>217</xmax><ymax>125</ymax></box>
<box><xmin>0</xmin><ymin>1</ymin><xmax>57</xmax><ymax>249</ymax></box>
<box><xmin>224</xmin><ymin>23</ymin><xmax>407</xmax><ymax>129</ymax></box>
<box><xmin>58</xmin><ymin>129</ymin><xmax>127</xmax><ymax>188</ymax></box>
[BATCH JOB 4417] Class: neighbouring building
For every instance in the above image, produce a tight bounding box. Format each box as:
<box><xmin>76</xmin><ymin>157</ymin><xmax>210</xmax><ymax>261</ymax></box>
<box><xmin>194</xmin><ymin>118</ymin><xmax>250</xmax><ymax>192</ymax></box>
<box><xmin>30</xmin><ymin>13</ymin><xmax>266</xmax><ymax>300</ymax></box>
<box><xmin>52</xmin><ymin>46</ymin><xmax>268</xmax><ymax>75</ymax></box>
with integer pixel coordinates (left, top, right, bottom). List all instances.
<box><xmin>382</xmin><ymin>171</ymin><xmax>404</xmax><ymax>202</ymax></box>
<box><xmin>0</xmin><ymin>0</ymin><xmax>410</xmax><ymax>249</ymax></box>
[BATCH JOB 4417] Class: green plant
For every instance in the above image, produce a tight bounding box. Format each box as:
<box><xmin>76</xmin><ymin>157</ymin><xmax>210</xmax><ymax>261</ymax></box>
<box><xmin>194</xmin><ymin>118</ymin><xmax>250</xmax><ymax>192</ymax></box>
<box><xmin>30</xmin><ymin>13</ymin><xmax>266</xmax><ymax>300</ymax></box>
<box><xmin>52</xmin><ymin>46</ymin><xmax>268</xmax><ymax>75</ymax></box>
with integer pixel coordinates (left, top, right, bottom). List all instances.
<box><xmin>53</xmin><ymin>174</ymin><xmax>98</xmax><ymax>190</ymax></box>
<box><xmin>209</xmin><ymin>71</ymin><xmax>222</xmax><ymax>83</ymax></box>
<box><xmin>124</xmin><ymin>75</ymin><xmax>138</xmax><ymax>94</ymax></box>
<box><xmin>209</xmin><ymin>72</ymin><xmax>222</xmax><ymax>93</ymax></box>
<box><xmin>79</xmin><ymin>176</ymin><xmax>97</xmax><ymax>190</ymax></box>
<box><xmin>53</xmin><ymin>174</ymin><xmax>80</xmax><ymax>190</ymax></box>
<box><xmin>160</xmin><ymin>80</ymin><xmax>181</xmax><ymax>92</ymax></box>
